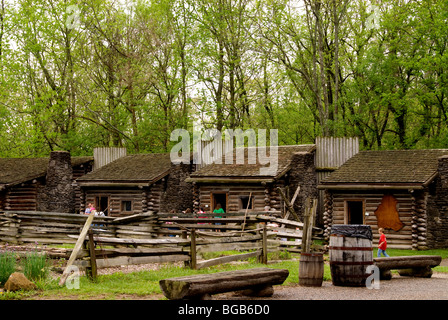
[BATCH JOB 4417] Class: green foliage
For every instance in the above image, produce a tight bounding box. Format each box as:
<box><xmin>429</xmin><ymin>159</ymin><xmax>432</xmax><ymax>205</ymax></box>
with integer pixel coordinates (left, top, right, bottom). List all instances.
<box><xmin>22</xmin><ymin>251</ymin><xmax>49</xmax><ymax>281</ymax></box>
<box><xmin>0</xmin><ymin>0</ymin><xmax>448</xmax><ymax>156</ymax></box>
<box><xmin>0</xmin><ymin>251</ymin><xmax>16</xmax><ymax>285</ymax></box>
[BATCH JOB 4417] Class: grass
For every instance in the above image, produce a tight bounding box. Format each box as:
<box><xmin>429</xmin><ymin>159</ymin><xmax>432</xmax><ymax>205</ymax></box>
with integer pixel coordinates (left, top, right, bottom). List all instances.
<box><xmin>2</xmin><ymin>248</ymin><xmax>447</xmax><ymax>300</ymax></box>
<box><xmin>31</xmin><ymin>259</ymin><xmax>311</xmax><ymax>300</ymax></box>
<box><xmin>0</xmin><ymin>251</ymin><xmax>16</xmax><ymax>285</ymax></box>
<box><xmin>22</xmin><ymin>252</ymin><xmax>49</xmax><ymax>281</ymax></box>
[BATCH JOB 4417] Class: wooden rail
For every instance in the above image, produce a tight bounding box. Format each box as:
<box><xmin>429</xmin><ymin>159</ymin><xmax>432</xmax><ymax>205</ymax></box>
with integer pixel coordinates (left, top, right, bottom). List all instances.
<box><xmin>72</xmin><ymin>225</ymin><xmax>272</xmax><ymax>278</ymax></box>
<box><xmin>0</xmin><ymin>210</ymin><xmax>323</xmax><ymax>276</ymax></box>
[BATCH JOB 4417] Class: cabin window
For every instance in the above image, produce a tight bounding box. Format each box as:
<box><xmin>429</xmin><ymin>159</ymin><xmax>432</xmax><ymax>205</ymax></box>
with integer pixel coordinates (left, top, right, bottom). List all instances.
<box><xmin>239</xmin><ymin>196</ymin><xmax>254</xmax><ymax>211</ymax></box>
<box><xmin>121</xmin><ymin>200</ymin><xmax>133</xmax><ymax>212</ymax></box>
<box><xmin>346</xmin><ymin>200</ymin><xmax>364</xmax><ymax>224</ymax></box>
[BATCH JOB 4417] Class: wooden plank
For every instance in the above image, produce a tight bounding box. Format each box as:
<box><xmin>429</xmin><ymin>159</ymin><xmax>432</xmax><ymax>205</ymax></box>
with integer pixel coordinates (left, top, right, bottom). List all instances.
<box><xmin>111</xmin><ymin>212</ymin><xmax>156</xmax><ymax>224</ymax></box>
<box><xmin>197</xmin><ymin>242</ymin><xmax>262</xmax><ymax>253</ymax></box>
<box><xmin>95</xmin><ymin>247</ymin><xmax>187</xmax><ymax>256</ymax></box>
<box><xmin>256</xmin><ymin>215</ymin><xmax>304</xmax><ymax>229</ymax></box>
<box><xmin>159</xmin><ymin>217</ymin><xmax>257</xmax><ymax>224</ymax></box>
<box><xmin>160</xmin><ymin>223</ymin><xmax>244</xmax><ymax>230</ymax></box>
<box><xmin>195</xmin><ymin>234</ymin><xmax>262</xmax><ymax>245</ymax></box>
<box><xmin>67</xmin><ymin>235</ymin><xmax>190</xmax><ymax>246</ymax></box>
<box><xmin>196</xmin><ymin>250</ymin><xmax>262</xmax><ymax>270</ymax></box>
<box><xmin>59</xmin><ymin>212</ymin><xmax>95</xmax><ymax>286</ymax></box>
<box><xmin>75</xmin><ymin>255</ymin><xmax>190</xmax><ymax>268</ymax></box>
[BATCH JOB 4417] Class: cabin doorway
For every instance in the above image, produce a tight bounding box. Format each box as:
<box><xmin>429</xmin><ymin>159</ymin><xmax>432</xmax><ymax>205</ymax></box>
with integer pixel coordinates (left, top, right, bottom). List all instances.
<box><xmin>211</xmin><ymin>192</ymin><xmax>228</xmax><ymax>212</ymax></box>
<box><xmin>346</xmin><ymin>200</ymin><xmax>364</xmax><ymax>224</ymax></box>
<box><xmin>95</xmin><ymin>196</ymin><xmax>109</xmax><ymax>216</ymax></box>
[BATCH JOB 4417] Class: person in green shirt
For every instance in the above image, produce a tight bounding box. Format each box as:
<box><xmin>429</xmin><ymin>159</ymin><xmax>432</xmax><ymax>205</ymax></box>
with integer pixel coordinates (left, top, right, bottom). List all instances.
<box><xmin>213</xmin><ymin>203</ymin><xmax>225</xmax><ymax>232</ymax></box>
<box><xmin>213</xmin><ymin>203</ymin><xmax>225</xmax><ymax>217</ymax></box>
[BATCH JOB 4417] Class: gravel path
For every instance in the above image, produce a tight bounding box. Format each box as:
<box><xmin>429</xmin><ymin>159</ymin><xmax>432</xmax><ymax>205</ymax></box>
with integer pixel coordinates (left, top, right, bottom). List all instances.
<box><xmin>91</xmin><ymin>260</ymin><xmax>448</xmax><ymax>300</ymax></box>
<box><xmin>214</xmin><ymin>272</ymin><xmax>448</xmax><ymax>300</ymax></box>
<box><xmin>42</xmin><ymin>259</ymin><xmax>448</xmax><ymax>300</ymax></box>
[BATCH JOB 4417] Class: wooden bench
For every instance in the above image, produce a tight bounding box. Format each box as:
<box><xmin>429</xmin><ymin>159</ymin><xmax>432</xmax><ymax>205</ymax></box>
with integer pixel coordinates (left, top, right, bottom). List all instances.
<box><xmin>373</xmin><ymin>255</ymin><xmax>442</xmax><ymax>280</ymax></box>
<box><xmin>159</xmin><ymin>267</ymin><xmax>289</xmax><ymax>300</ymax></box>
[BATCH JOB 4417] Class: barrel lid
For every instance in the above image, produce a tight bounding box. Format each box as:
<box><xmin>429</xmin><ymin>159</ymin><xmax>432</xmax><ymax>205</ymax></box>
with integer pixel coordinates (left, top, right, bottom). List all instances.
<box><xmin>330</xmin><ymin>224</ymin><xmax>372</xmax><ymax>240</ymax></box>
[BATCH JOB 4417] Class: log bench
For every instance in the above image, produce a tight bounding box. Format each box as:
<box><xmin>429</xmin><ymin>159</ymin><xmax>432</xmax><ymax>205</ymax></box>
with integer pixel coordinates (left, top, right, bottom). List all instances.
<box><xmin>159</xmin><ymin>267</ymin><xmax>289</xmax><ymax>300</ymax></box>
<box><xmin>373</xmin><ymin>255</ymin><xmax>442</xmax><ymax>280</ymax></box>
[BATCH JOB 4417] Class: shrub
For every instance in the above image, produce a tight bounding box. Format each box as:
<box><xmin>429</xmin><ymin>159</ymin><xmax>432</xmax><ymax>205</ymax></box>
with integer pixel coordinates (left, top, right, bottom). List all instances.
<box><xmin>0</xmin><ymin>251</ymin><xmax>17</xmax><ymax>285</ymax></box>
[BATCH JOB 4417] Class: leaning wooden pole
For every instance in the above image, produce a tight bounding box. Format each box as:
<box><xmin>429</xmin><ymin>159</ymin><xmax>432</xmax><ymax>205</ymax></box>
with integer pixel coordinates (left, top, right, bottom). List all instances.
<box><xmin>59</xmin><ymin>212</ymin><xmax>95</xmax><ymax>286</ymax></box>
<box><xmin>241</xmin><ymin>192</ymin><xmax>252</xmax><ymax>232</ymax></box>
<box><xmin>277</xmin><ymin>187</ymin><xmax>300</xmax><ymax>221</ymax></box>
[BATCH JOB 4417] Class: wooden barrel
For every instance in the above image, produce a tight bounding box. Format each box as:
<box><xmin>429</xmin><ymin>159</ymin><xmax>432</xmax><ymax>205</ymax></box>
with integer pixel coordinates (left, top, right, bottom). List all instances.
<box><xmin>329</xmin><ymin>224</ymin><xmax>373</xmax><ymax>287</ymax></box>
<box><xmin>299</xmin><ymin>252</ymin><xmax>324</xmax><ymax>287</ymax></box>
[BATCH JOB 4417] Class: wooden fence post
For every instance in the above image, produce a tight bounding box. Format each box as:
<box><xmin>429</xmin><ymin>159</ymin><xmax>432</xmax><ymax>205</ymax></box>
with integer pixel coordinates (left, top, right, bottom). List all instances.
<box><xmin>87</xmin><ymin>229</ymin><xmax>97</xmax><ymax>281</ymax></box>
<box><xmin>262</xmin><ymin>225</ymin><xmax>268</xmax><ymax>264</ymax></box>
<box><xmin>302</xmin><ymin>198</ymin><xmax>317</xmax><ymax>254</ymax></box>
<box><xmin>182</xmin><ymin>230</ymin><xmax>189</xmax><ymax>268</ymax></box>
<box><xmin>302</xmin><ymin>199</ymin><xmax>310</xmax><ymax>253</ymax></box>
<box><xmin>190</xmin><ymin>228</ymin><xmax>197</xmax><ymax>270</ymax></box>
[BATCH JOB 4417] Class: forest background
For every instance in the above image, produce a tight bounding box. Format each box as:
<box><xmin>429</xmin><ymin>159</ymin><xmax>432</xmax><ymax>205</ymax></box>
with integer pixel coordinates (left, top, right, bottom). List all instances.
<box><xmin>0</xmin><ymin>0</ymin><xmax>447</xmax><ymax>157</ymax></box>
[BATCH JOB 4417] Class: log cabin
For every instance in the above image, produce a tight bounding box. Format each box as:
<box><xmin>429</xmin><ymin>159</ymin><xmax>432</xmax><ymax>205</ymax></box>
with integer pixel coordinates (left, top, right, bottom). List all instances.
<box><xmin>185</xmin><ymin>145</ymin><xmax>317</xmax><ymax>219</ymax></box>
<box><xmin>0</xmin><ymin>152</ymin><xmax>93</xmax><ymax>213</ymax></box>
<box><xmin>319</xmin><ymin>149</ymin><xmax>448</xmax><ymax>250</ymax></box>
<box><xmin>76</xmin><ymin>153</ymin><xmax>195</xmax><ymax>217</ymax></box>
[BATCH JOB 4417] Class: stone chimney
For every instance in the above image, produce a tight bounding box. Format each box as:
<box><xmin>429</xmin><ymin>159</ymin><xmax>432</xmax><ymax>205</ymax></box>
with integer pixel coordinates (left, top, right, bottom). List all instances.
<box><xmin>438</xmin><ymin>155</ymin><xmax>448</xmax><ymax>189</ymax></box>
<box><xmin>38</xmin><ymin>151</ymin><xmax>75</xmax><ymax>213</ymax></box>
<box><xmin>428</xmin><ymin>155</ymin><xmax>448</xmax><ymax>248</ymax></box>
<box><xmin>287</xmin><ymin>151</ymin><xmax>318</xmax><ymax>220</ymax></box>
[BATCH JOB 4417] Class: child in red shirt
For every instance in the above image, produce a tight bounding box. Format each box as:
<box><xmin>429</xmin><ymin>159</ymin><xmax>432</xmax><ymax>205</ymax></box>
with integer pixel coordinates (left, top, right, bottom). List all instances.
<box><xmin>377</xmin><ymin>228</ymin><xmax>390</xmax><ymax>257</ymax></box>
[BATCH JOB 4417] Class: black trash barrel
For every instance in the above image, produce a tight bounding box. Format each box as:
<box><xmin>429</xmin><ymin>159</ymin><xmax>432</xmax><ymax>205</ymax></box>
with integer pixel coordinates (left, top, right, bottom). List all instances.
<box><xmin>329</xmin><ymin>224</ymin><xmax>373</xmax><ymax>287</ymax></box>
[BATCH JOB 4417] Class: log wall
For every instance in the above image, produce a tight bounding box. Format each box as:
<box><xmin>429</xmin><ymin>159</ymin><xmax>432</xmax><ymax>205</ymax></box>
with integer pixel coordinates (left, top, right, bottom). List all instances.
<box><xmin>84</xmin><ymin>189</ymin><xmax>145</xmax><ymax>217</ymax></box>
<box><xmin>4</xmin><ymin>180</ymin><xmax>43</xmax><ymax>211</ymax></box>
<box><xmin>196</xmin><ymin>184</ymin><xmax>269</xmax><ymax>213</ymax></box>
<box><xmin>324</xmin><ymin>190</ymin><xmax>414</xmax><ymax>250</ymax></box>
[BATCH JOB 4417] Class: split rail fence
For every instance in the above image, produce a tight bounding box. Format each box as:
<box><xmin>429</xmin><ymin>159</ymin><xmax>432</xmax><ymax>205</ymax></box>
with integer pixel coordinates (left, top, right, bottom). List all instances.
<box><xmin>0</xmin><ymin>210</ymin><xmax>322</xmax><ymax>275</ymax></box>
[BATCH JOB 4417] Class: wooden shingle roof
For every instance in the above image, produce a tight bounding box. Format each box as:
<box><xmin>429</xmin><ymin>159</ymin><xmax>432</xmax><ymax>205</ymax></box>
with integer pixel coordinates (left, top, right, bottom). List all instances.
<box><xmin>0</xmin><ymin>157</ymin><xmax>93</xmax><ymax>188</ymax></box>
<box><xmin>187</xmin><ymin>144</ymin><xmax>316</xmax><ymax>183</ymax></box>
<box><xmin>76</xmin><ymin>153</ymin><xmax>173</xmax><ymax>187</ymax></box>
<box><xmin>320</xmin><ymin>149</ymin><xmax>448</xmax><ymax>189</ymax></box>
